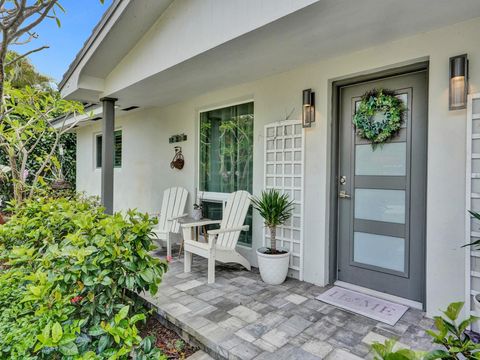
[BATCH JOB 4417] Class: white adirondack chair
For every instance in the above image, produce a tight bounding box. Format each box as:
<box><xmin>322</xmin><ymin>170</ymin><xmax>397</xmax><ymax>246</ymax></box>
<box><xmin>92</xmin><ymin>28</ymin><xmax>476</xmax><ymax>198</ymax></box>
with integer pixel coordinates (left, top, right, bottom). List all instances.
<box><xmin>151</xmin><ymin>187</ymin><xmax>188</xmax><ymax>257</ymax></box>
<box><xmin>183</xmin><ymin>190</ymin><xmax>251</xmax><ymax>284</ymax></box>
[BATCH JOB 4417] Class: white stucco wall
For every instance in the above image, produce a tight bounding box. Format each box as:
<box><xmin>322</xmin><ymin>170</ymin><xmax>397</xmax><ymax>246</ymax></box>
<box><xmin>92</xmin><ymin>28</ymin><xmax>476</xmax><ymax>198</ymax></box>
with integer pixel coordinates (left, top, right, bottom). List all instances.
<box><xmin>76</xmin><ymin>17</ymin><xmax>480</xmax><ymax>316</ymax></box>
<box><xmin>105</xmin><ymin>0</ymin><xmax>318</xmax><ymax>94</ymax></box>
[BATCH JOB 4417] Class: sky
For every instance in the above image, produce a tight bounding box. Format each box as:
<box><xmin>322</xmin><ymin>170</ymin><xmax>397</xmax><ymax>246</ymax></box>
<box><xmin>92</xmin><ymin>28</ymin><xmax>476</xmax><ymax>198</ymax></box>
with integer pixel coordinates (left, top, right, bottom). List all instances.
<box><xmin>12</xmin><ymin>0</ymin><xmax>113</xmax><ymax>84</ymax></box>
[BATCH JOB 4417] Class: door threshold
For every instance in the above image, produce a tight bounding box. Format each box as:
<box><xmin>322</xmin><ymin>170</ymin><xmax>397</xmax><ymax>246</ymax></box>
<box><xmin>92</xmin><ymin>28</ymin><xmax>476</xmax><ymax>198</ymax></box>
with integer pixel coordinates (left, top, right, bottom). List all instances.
<box><xmin>334</xmin><ymin>280</ymin><xmax>423</xmax><ymax>310</ymax></box>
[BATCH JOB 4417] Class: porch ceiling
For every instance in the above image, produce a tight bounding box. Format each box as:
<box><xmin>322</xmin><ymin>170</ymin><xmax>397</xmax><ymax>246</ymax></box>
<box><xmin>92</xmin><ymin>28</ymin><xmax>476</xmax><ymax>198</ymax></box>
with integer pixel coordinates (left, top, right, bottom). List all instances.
<box><xmin>108</xmin><ymin>0</ymin><xmax>480</xmax><ymax>109</ymax></box>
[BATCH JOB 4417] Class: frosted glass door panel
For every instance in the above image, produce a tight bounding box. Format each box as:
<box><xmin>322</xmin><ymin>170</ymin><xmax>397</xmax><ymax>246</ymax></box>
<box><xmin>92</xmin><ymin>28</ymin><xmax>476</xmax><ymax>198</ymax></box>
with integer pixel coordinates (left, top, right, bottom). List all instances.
<box><xmin>354</xmin><ymin>232</ymin><xmax>405</xmax><ymax>272</ymax></box>
<box><xmin>355</xmin><ymin>188</ymin><xmax>405</xmax><ymax>224</ymax></box>
<box><xmin>355</xmin><ymin>143</ymin><xmax>406</xmax><ymax>176</ymax></box>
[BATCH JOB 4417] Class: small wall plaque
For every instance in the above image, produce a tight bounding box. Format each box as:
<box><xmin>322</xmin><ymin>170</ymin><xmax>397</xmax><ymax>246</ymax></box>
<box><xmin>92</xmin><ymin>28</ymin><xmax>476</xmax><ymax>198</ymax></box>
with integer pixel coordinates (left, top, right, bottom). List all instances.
<box><xmin>169</xmin><ymin>133</ymin><xmax>187</xmax><ymax>143</ymax></box>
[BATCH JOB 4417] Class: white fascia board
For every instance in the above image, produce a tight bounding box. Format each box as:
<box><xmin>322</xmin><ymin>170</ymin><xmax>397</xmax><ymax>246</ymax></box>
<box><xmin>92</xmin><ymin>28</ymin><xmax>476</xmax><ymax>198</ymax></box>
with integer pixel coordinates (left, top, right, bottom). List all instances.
<box><xmin>59</xmin><ymin>0</ymin><xmax>130</xmax><ymax>99</ymax></box>
<box><xmin>52</xmin><ymin>106</ymin><xmax>103</xmax><ymax>131</ymax></box>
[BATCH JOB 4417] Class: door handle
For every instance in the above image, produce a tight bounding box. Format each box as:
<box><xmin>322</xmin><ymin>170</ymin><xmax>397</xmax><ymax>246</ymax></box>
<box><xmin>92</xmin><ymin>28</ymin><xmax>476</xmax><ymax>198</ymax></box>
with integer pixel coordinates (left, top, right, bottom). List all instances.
<box><xmin>339</xmin><ymin>190</ymin><xmax>351</xmax><ymax>199</ymax></box>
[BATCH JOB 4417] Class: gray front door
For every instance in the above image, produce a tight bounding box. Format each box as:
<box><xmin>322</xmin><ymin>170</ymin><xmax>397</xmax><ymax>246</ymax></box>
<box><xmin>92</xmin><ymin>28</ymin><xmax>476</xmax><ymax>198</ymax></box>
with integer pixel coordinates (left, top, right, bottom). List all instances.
<box><xmin>337</xmin><ymin>71</ymin><xmax>427</xmax><ymax>303</ymax></box>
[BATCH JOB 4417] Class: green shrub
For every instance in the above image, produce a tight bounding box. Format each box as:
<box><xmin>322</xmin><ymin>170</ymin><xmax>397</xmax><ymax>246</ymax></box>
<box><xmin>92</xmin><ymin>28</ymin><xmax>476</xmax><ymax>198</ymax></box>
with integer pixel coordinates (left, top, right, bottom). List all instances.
<box><xmin>0</xmin><ymin>196</ymin><xmax>168</xmax><ymax>359</ymax></box>
<box><xmin>372</xmin><ymin>302</ymin><xmax>480</xmax><ymax>360</ymax></box>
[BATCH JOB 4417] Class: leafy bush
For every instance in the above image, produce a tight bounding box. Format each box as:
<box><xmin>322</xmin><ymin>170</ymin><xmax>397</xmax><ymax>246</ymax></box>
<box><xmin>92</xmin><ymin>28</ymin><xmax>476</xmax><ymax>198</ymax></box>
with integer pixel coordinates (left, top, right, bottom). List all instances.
<box><xmin>0</xmin><ymin>196</ymin><xmax>168</xmax><ymax>359</ymax></box>
<box><xmin>372</xmin><ymin>339</ymin><xmax>423</xmax><ymax>360</ymax></box>
<box><xmin>0</xmin><ymin>132</ymin><xmax>76</xmax><ymax>207</ymax></box>
<box><xmin>372</xmin><ymin>302</ymin><xmax>480</xmax><ymax>360</ymax></box>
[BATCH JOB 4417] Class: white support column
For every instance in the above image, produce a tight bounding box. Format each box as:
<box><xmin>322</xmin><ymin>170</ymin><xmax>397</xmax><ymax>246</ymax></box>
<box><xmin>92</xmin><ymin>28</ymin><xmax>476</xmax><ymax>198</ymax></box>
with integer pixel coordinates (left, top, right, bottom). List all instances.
<box><xmin>100</xmin><ymin>97</ymin><xmax>117</xmax><ymax>214</ymax></box>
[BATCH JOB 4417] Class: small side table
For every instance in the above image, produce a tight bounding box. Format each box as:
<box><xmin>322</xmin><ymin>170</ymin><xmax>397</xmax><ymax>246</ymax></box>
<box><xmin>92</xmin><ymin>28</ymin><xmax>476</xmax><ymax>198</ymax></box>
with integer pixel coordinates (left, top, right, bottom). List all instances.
<box><xmin>177</xmin><ymin>217</ymin><xmax>213</xmax><ymax>257</ymax></box>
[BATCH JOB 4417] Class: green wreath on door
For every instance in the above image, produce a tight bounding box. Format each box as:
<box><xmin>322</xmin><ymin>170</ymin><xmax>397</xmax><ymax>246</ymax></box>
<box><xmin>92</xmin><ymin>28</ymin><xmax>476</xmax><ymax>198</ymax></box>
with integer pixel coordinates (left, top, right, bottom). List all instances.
<box><xmin>353</xmin><ymin>89</ymin><xmax>405</xmax><ymax>148</ymax></box>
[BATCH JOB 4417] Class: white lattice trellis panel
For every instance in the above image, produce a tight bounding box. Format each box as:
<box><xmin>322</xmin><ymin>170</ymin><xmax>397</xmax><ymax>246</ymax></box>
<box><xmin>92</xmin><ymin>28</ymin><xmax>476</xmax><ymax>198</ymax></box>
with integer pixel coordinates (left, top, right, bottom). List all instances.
<box><xmin>264</xmin><ymin>120</ymin><xmax>305</xmax><ymax>280</ymax></box>
<box><xmin>466</xmin><ymin>93</ymin><xmax>480</xmax><ymax>323</ymax></box>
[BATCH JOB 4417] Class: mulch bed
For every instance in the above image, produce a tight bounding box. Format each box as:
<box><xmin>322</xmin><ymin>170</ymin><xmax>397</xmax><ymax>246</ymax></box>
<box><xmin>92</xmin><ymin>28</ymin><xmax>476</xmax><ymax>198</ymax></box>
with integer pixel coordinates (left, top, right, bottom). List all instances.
<box><xmin>140</xmin><ymin>317</ymin><xmax>198</xmax><ymax>359</ymax></box>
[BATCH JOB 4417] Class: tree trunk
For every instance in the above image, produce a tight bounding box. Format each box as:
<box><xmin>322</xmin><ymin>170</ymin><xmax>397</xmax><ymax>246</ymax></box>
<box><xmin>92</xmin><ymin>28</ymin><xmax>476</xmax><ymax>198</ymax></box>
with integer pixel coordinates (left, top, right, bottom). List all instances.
<box><xmin>269</xmin><ymin>226</ymin><xmax>277</xmax><ymax>253</ymax></box>
<box><xmin>0</xmin><ymin>56</ymin><xmax>4</xmax><ymax>112</ymax></box>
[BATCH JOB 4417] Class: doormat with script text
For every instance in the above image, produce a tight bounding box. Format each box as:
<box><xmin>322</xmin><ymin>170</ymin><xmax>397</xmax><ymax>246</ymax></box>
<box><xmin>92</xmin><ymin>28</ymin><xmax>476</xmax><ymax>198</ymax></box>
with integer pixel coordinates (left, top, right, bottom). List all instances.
<box><xmin>316</xmin><ymin>286</ymin><xmax>408</xmax><ymax>325</ymax></box>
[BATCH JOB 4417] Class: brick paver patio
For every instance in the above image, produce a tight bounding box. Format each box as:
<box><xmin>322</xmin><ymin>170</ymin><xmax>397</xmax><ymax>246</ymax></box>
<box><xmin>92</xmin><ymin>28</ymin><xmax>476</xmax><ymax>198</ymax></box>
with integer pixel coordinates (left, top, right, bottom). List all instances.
<box><xmin>140</xmin><ymin>250</ymin><xmax>435</xmax><ymax>359</ymax></box>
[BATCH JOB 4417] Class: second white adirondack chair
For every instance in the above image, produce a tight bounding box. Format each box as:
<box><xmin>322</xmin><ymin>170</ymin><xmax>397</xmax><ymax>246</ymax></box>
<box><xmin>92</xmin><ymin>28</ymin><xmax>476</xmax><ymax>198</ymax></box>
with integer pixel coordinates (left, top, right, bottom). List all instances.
<box><xmin>183</xmin><ymin>190</ymin><xmax>251</xmax><ymax>284</ymax></box>
<box><xmin>151</xmin><ymin>187</ymin><xmax>188</xmax><ymax>257</ymax></box>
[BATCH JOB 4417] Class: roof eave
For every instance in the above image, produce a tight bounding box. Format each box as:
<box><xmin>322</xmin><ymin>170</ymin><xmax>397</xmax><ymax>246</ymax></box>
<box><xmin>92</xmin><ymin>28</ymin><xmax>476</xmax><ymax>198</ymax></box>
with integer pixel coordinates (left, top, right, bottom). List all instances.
<box><xmin>58</xmin><ymin>0</ymin><xmax>127</xmax><ymax>92</ymax></box>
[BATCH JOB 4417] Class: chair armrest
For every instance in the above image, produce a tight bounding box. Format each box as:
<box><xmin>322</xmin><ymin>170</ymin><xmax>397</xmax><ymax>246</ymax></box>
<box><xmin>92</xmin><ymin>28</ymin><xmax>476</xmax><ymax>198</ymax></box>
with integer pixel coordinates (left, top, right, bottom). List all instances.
<box><xmin>168</xmin><ymin>213</ymin><xmax>188</xmax><ymax>221</ymax></box>
<box><xmin>207</xmin><ymin>225</ymin><xmax>249</xmax><ymax>235</ymax></box>
<box><xmin>181</xmin><ymin>220</ymin><xmax>221</xmax><ymax>228</ymax></box>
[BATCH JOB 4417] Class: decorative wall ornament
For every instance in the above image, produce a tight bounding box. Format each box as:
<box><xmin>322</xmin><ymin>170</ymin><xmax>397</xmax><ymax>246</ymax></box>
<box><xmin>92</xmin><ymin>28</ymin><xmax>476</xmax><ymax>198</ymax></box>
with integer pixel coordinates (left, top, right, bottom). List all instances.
<box><xmin>170</xmin><ymin>146</ymin><xmax>185</xmax><ymax>170</ymax></box>
<box><xmin>353</xmin><ymin>89</ymin><xmax>405</xmax><ymax>147</ymax></box>
<box><xmin>169</xmin><ymin>133</ymin><xmax>187</xmax><ymax>144</ymax></box>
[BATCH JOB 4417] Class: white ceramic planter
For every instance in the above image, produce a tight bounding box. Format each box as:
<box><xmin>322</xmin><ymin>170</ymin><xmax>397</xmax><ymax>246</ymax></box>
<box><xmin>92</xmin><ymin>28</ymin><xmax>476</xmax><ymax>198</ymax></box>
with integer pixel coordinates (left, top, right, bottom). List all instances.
<box><xmin>256</xmin><ymin>248</ymin><xmax>290</xmax><ymax>285</ymax></box>
<box><xmin>473</xmin><ymin>294</ymin><xmax>480</xmax><ymax>332</ymax></box>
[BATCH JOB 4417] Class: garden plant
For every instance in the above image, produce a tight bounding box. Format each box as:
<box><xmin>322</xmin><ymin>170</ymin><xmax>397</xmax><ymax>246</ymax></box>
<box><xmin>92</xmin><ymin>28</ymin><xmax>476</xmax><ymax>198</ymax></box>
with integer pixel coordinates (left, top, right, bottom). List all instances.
<box><xmin>251</xmin><ymin>188</ymin><xmax>294</xmax><ymax>254</ymax></box>
<box><xmin>373</xmin><ymin>302</ymin><xmax>480</xmax><ymax>359</ymax></box>
<box><xmin>0</xmin><ymin>195</ymin><xmax>168</xmax><ymax>359</ymax></box>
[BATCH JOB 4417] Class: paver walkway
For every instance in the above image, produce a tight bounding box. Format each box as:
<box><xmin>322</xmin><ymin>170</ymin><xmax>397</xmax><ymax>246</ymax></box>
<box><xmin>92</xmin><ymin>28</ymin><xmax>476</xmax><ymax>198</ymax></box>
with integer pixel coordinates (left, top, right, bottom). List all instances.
<box><xmin>140</xmin><ymin>251</ymin><xmax>435</xmax><ymax>359</ymax></box>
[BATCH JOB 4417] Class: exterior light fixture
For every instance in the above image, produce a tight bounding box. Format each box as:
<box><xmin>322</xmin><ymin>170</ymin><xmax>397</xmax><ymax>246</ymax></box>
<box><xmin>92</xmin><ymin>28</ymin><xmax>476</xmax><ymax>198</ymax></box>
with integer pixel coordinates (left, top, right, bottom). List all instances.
<box><xmin>449</xmin><ymin>54</ymin><xmax>468</xmax><ymax>110</ymax></box>
<box><xmin>302</xmin><ymin>88</ymin><xmax>315</xmax><ymax>128</ymax></box>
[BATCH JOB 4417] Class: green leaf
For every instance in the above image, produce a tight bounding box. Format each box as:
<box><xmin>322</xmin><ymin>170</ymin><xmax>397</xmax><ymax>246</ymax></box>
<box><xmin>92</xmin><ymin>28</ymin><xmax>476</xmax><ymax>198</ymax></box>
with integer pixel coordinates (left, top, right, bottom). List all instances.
<box><xmin>101</xmin><ymin>276</ymin><xmax>112</xmax><ymax>286</ymax></box>
<box><xmin>51</xmin><ymin>322</ymin><xmax>63</xmax><ymax>343</ymax></box>
<box><xmin>59</xmin><ymin>342</ymin><xmax>79</xmax><ymax>356</ymax></box>
<box><xmin>443</xmin><ymin>302</ymin><xmax>464</xmax><ymax>321</ymax></box>
<box><xmin>139</xmin><ymin>268</ymin><xmax>154</xmax><ymax>283</ymax></box>
<box><xmin>129</xmin><ymin>313</ymin><xmax>146</xmax><ymax>325</ymax></box>
<box><xmin>423</xmin><ymin>350</ymin><xmax>450</xmax><ymax>360</ymax></box>
<box><xmin>41</xmin><ymin>323</ymin><xmax>51</xmax><ymax>343</ymax></box>
<box><xmin>88</xmin><ymin>325</ymin><xmax>105</xmax><ymax>337</ymax></box>
<box><xmin>97</xmin><ymin>335</ymin><xmax>110</xmax><ymax>353</ymax></box>
<box><xmin>143</xmin><ymin>336</ymin><xmax>152</xmax><ymax>353</ymax></box>
<box><xmin>115</xmin><ymin>305</ymin><xmax>130</xmax><ymax>324</ymax></box>
<box><xmin>59</xmin><ymin>333</ymin><xmax>76</xmax><ymax>346</ymax></box>
<box><xmin>126</xmin><ymin>275</ymin><xmax>135</xmax><ymax>289</ymax></box>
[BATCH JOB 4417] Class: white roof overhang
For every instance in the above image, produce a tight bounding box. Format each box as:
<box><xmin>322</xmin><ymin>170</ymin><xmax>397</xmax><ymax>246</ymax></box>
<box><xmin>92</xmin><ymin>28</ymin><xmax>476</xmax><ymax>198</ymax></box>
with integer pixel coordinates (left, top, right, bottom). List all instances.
<box><xmin>60</xmin><ymin>0</ymin><xmax>480</xmax><ymax>109</ymax></box>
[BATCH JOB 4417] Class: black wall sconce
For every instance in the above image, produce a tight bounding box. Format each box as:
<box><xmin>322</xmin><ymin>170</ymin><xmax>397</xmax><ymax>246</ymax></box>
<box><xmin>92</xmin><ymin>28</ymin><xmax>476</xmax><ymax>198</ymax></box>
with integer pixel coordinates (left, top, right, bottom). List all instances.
<box><xmin>302</xmin><ymin>88</ymin><xmax>315</xmax><ymax>128</ymax></box>
<box><xmin>449</xmin><ymin>54</ymin><xmax>469</xmax><ymax>110</ymax></box>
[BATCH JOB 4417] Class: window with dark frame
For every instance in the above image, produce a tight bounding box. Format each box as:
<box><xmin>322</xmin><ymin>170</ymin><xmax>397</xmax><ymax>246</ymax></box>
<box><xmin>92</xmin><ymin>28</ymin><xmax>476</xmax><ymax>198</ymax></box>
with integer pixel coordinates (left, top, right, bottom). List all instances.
<box><xmin>96</xmin><ymin>130</ymin><xmax>122</xmax><ymax>168</ymax></box>
<box><xmin>199</xmin><ymin>102</ymin><xmax>254</xmax><ymax>245</ymax></box>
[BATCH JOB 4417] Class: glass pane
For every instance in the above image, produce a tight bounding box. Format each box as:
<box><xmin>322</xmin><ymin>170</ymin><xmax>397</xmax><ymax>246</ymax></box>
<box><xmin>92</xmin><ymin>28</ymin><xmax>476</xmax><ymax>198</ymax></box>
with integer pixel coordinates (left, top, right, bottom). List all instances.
<box><xmin>199</xmin><ymin>102</ymin><xmax>254</xmax><ymax>193</ymax></box>
<box><xmin>355</xmin><ymin>189</ymin><xmax>405</xmax><ymax>224</ymax></box>
<box><xmin>355</xmin><ymin>143</ymin><xmax>406</xmax><ymax>176</ymax></box>
<box><xmin>203</xmin><ymin>201</ymin><xmax>252</xmax><ymax>246</ymax></box>
<box><xmin>96</xmin><ymin>130</ymin><xmax>122</xmax><ymax>168</ymax></box>
<box><xmin>114</xmin><ymin>130</ymin><xmax>122</xmax><ymax>167</ymax></box>
<box><xmin>354</xmin><ymin>232</ymin><xmax>405</xmax><ymax>272</ymax></box>
<box><xmin>96</xmin><ymin>135</ymin><xmax>102</xmax><ymax>168</ymax></box>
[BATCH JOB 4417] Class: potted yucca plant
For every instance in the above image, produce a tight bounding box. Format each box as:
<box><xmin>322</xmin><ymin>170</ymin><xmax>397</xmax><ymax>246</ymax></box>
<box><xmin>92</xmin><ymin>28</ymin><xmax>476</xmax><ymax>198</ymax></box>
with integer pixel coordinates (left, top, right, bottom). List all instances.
<box><xmin>251</xmin><ymin>189</ymin><xmax>294</xmax><ymax>285</ymax></box>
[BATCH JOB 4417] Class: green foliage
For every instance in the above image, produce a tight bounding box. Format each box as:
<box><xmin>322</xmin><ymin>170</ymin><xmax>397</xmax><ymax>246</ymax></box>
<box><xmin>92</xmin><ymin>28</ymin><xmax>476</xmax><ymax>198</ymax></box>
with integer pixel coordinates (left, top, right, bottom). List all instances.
<box><xmin>0</xmin><ymin>132</ymin><xmax>76</xmax><ymax>205</ymax></box>
<box><xmin>372</xmin><ymin>302</ymin><xmax>480</xmax><ymax>360</ymax></box>
<box><xmin>251</xmin><ymin>189</ymin><xmax>294</xmax><ymax>252</ymax></box>
<box><xmin>0</xmin><ymin>196</ymin><xmax>168</xmax><ymax>359</ymax></box>
<box><xmin>353</xmin><ymin>89</ymin><xmax>405</xmax><ymax>147</ymax></box>
<box><xmin>372</xmin><ymin>339</ymin><xmax>424</xmax><ymax>360</ymax></box>
<box><xmin>0</xmin><ymin>51</ymin><xmax>78</xmax><ymax>206</ymax></box>
<box><xmin>0</xmin><ymin>81</ymin><xmax>83</xmax><ymax>204</ymax></box>
<box><xmin>5</xmin><ymin>51</ymin><xmax>51</xmax><ymax>90</ymax></box>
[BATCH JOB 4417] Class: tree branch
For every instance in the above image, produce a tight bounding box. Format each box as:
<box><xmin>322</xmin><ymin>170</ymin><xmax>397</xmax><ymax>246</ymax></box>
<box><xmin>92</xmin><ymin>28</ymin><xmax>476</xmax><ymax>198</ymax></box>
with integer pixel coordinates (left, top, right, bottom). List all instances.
<box><xmin>11</xmin><ymin>2</ymin><xmax>57</xmax><ymax>42</ymax></box>
<box><xmin>5</xmin><ymin>45</ymin><xmax>48</xmax><ymax>66</ymax></box>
